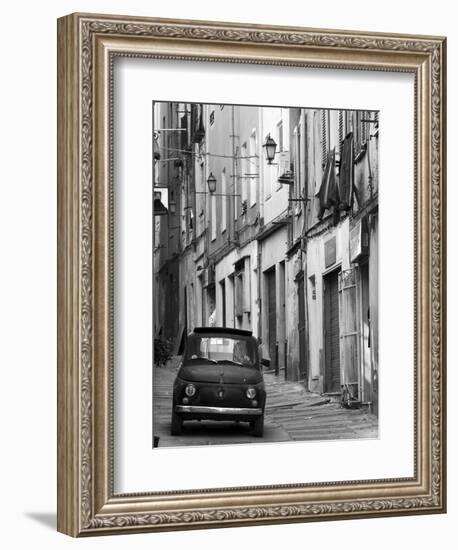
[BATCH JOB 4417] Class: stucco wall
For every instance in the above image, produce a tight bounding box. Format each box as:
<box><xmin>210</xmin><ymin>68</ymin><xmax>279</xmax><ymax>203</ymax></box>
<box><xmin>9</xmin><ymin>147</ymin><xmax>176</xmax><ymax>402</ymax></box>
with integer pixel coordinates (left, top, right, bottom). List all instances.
<box><xmin>305</xmin><ymin>217</ymin><xmax>350</xmax><ymax>392</ymax></box>
<box><xmin>214</xmin><ymin>240</ymin><xmax>259</xmax><ymax>336</ymax></box>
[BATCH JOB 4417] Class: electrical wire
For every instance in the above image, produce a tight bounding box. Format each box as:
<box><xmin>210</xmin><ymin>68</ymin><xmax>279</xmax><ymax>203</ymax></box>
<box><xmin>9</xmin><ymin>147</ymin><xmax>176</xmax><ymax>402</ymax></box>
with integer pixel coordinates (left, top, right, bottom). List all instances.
<box><xmin>156</xmin><ymin>144</ymin><xmax>261</xmax><ymax>169</ymax></box>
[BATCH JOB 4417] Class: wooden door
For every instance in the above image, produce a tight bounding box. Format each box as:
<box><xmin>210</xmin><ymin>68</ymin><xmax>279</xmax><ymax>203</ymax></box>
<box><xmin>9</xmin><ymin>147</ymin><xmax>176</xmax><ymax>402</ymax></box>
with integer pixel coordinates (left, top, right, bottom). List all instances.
<box><xmin>298</xmin><ymin>274</ymin><xmax>307</xmax><ymax>380</ymax></box>
<box><xmin>359</xmin><ymin>263</ymin><xmax>371</xmax><ymax>402</ymax></box>
<box><xmin>339</xmin><ymin>268</ymin><xmax>360</xmax><ymax>400</ymax></box>
<box><xmin>266</xmin><ymin>269</ymin><xmax>277</xmax><ymax>370</ymax></box>
<box><xmin>220</xmin><ymin>279</ymin><xmax>226</xmax><ymax>327</ymax></box>
<box><xmin>323</xmin><ymin>270</ymin><xmax>340</xmax><ymax>393</ymax></box>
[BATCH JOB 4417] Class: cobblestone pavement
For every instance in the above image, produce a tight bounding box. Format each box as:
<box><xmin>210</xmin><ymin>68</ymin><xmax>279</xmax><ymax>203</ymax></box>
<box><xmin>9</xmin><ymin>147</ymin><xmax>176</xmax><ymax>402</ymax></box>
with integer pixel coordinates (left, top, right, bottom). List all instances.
<box><xmin>153</xmin><ymin>357</ymin><xmax>378</xmax><ymax>448</ymax></box>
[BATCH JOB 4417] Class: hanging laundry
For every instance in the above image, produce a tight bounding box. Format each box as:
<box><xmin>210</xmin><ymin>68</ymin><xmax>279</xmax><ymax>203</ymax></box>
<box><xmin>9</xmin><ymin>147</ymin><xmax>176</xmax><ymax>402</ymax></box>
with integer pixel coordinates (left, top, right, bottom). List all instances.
<box><xmin>339</xmin><ymin>132</ymin><xmax>355</xmax><ymax>210</ymax></box>
<box><xmin>316</xmin><ymin>148</ymin><xmax>339</xmax><ymax>220</ymax></box>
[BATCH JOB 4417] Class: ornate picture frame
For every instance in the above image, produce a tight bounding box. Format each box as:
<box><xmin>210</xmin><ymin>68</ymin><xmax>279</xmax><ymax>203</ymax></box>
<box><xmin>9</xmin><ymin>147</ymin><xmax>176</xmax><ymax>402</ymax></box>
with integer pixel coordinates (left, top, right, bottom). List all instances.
<box><xmin>57</xmin><ymin>13</ymin><xmax>446</xmax><ymax>536</ymax></box>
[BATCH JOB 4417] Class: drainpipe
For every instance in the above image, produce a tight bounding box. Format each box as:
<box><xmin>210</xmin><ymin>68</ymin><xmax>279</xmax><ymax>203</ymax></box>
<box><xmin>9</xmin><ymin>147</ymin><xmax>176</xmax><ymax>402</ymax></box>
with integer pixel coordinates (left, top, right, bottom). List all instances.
<box><xmin>257</xmin><ymin>242</ymin><xmax>262</xmax><ymax>342</ymax></box>
<box><xmin>231</xmin><ymin>105</ymin><xmax>238</xmax><ymax>244</ymax></box>
<box><xmin>300</xmin><ymin>108</ymin><xmax>310</xmax><ymax>388</ymax></box>
<box><xmin>257</xmin><ymin>107</ymin><xmax>263</xmax><ymax>342</ymax></box>
<box><xmin>367</xmin><ymin>138</ymin><xmax>373</xmax><ymax>197</ymax></box>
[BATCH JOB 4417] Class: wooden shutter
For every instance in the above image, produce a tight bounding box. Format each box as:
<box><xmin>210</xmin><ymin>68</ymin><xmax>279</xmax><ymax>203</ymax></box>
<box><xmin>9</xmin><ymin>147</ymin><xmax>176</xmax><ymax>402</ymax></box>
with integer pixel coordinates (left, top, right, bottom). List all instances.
<box><xmin>324</xmin><ymin>270</ymin><xmax>341</xmax><ymax>393</ymax></box>
<box><xmin>338</xmin><ymin>268</ymin><xmax>360</xmax><ymax>393</ymax></box>
<box><xmin>234</xmin><ymin>262</ymin><xmax>244</xmax><ymax>318</ymax></box>
<box><xmin>267</xmin><ymin>269</ymin><xmax>277</xmax><ymax>368</ymax></box>
<box><xmin>243</xmin><ymin>258</ymin><xmax>251</xmax><ymax>313</ymax></box>
<box><xmin>235</xmin><ymin>272</ymin><xmax>243</xmax><ymax>318</ymax></box>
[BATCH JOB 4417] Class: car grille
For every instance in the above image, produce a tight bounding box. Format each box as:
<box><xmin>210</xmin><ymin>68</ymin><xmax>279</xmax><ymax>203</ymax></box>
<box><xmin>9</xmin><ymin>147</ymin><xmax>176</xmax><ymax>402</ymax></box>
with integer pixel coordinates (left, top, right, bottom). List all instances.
<box><xmin>191</xmin><ymin>385</ymin><xmax>252</xmax><ymax>408</ymax></box>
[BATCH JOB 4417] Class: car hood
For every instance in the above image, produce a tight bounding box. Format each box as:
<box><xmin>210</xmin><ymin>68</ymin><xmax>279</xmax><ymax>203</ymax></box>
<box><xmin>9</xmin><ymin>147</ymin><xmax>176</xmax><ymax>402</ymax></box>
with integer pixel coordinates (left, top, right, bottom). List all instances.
<box><xmin>179</xmin><ymin>363</ymin><xmax>262</xmax><ymax>385</ymax></box>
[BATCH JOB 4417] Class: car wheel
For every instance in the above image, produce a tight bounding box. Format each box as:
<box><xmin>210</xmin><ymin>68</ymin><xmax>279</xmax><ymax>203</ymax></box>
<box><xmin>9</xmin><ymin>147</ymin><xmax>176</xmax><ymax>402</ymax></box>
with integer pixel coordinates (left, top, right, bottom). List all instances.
<box><xmin>251</xmin><ymin>414</ymin><xmax>264</xmax><ymax>437</ymax></box>
<box><xmin>171</xmin><ymin>411</ymin><xmax>182</xmax><ymax>435</ymax></box>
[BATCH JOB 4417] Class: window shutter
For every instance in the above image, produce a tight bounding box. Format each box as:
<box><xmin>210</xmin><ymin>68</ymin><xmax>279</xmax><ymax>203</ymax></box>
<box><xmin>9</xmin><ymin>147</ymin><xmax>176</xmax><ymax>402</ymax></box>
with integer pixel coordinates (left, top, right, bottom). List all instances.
<box><xmin>235</xmin><ymin>267</ymin><xmax>244</xmax><ymax>318</ymax></box>
<box><xmin>338</xmin><ymin>268</ymin><xmax>360</xmax><ymax>396</ymax></box>
<box><xmin>277</xmin><ymin>150</ymin><xmax>291</xmax><ymax>180</ymax></box>
<box><xmin>321</xmin><ymin>110</ymin><xmax>327</xmax><ymax>168</ymax></box>
<box><xmin>243</xmin><ymin>258</ymin><xmax>251</xmax><ymax>313</ymax></box>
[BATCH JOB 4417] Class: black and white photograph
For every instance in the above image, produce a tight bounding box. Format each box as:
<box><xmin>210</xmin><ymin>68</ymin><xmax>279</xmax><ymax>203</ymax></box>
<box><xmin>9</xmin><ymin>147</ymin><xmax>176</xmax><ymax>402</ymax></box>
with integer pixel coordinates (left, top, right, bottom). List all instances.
<box><xmin>153</xmin><ymin>101</ymin><xmax>379</xmax><ymax>448</ymax></box>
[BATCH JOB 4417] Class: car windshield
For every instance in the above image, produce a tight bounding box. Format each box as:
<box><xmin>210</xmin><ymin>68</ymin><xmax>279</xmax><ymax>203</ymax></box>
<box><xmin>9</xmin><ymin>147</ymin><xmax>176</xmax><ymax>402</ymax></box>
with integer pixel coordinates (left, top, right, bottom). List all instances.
<box><xmin>185</xmin><ymin>334</ymin><xmax>257</xmax><ymax>367</ymax></box>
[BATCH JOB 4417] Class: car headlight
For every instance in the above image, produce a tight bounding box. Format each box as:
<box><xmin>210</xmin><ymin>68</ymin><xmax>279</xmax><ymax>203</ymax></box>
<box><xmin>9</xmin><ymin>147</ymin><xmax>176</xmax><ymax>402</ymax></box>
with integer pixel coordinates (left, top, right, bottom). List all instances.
<box><xmin>185</xmin><ymin>383</ymin><xmax>196</xmax><ymax>397</ymax></box>
<box><xmin>246</xmin><ymin>387</ymin><xmax>256</xmax><ymax>399</ymax></box>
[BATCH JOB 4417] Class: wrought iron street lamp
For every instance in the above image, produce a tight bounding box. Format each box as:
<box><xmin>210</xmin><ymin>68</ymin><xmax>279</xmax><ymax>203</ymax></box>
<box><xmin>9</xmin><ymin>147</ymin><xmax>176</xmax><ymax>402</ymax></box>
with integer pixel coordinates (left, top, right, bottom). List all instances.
<box><xmin>195</xmin><ymin>172</ymin><xmax>239</xmax><ymax>197</ymax></box>
<box><xmin>207</xmin><ymin>172</ymin><xmax>217</xmax><ymax>194</ymax></box>
<box><xmin>263</xmin><ymin>134</ymin><xmax>277</xmax><ymax>165</ymax></box>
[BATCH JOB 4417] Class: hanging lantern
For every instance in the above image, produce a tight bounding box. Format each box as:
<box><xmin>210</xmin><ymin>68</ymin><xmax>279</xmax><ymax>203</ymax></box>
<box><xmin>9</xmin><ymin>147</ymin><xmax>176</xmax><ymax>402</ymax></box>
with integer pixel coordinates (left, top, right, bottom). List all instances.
<box><xmin>263</xmin><ymin>134</ymin><xmax>277</xmax><ymax>165</ymax></box>
<box><xmin>207</xmin><ymin>172</ymin><xmax>217</xmax><ymax>194</ymax></box>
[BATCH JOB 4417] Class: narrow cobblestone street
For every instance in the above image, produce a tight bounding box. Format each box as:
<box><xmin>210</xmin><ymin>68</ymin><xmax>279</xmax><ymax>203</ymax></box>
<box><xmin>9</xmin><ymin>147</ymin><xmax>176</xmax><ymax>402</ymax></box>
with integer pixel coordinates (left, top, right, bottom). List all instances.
<box><xmin>153</xmin><ymin>357</ymin><xmax>378</xmax><ymax>448</ymax></box>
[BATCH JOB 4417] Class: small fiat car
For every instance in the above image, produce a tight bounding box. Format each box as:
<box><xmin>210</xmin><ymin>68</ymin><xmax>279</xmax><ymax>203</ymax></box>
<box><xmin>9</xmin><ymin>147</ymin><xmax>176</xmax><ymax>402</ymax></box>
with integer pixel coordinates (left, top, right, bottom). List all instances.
<box><xmin>171</xmin><ymin>327</ymin><xmax>266</xmax><ymax>437</ymax></box>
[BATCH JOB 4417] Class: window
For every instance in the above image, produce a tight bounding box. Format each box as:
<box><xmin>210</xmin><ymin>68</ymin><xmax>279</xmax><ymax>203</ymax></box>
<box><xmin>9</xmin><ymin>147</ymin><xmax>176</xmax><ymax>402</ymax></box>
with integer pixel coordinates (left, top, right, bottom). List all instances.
<box><xmin>277</xmin><ymin>120</ymin><xmax>284</xmax><ymax>152</ymax></box>
<box><xmin>293</xmin><ymin>124</ymin><xmax>302</xmax><ymax>200</ymax></box>
<box><xmin>362</xmin><ymin>111</ymin><xmax>368</xmax><ymax>143</ymax></box>
<box><xmin>249</xmin><ymin>131</ymin><xmax>258</xmax><ymax>207</ymax></box>
<box><xmin>180</xmin><ymin>113</ymin><xmax>188</xmax><ymax>150</ymax></box>
<box><xmin>211</xmin><ymin>192</ymin><xmax>216</xmax><ymax>241</ymax></box>
<box><xmin>235</xmin><ymin>266</ymin><xmax>244</xmax><ymax>318</ymax></box>
<box><xmin>221</xmin><ymin>168</ymin><xmax>227</xmax><ymax>232</ymax></box>
<box><xmin>321</xmin><ymin>110</ymin><xmax>329</xmax><ymax>168</ymax></box>
<box><xmin>328</xmin><ymin>110</ymin><xmax>339</xmax><ymax>152</ymax></box>
<box><xmin>198</xmin><ymin>275</ymin><xmax>204</xmax><ymax>325</ymax></box>
<box><xmin>197</xmin><ymin>162</ymin><xmax>205</xmax><ymax>235</ymax></box>
<box><xmin>185</xmin><ymin>334</ymin><xmax>257</xmax><ymax>367</ymax></box>
<box><xmin>264</xmin><ymin>133</ymin><xmax>273</xmax><ymax>199</ymax></box>
<box><xmin>338</xmin><ymin>110</ymin><xmax>344</xmax><ymax>147</ymax></box>
<box><xmin>276</xmin><ymin>117</ymin><xmax>290</xmax><ymax>191</ymax></box>
<box><xmin>354</xmin><ymin>110</ymin><xmax>378</xmax><ymax>158</ymax></box>
<box><xmin>309</xmin><ymin>274</ymin><xmax>316</xmax><ymax>300</ymax></box>
<box><xmin>240</xmin><ymin>142</ymin><xmax>248</xmax><ymax>206</ymax></box>
<box><xmin>336</xmin><ymin>110</ymin><xmax>345</xmax><ymax>170</ymax></box>
<box><xmin>355</xmin><ymin>111</ymin><xmax>363</xmax><ymax>153</ymax></box>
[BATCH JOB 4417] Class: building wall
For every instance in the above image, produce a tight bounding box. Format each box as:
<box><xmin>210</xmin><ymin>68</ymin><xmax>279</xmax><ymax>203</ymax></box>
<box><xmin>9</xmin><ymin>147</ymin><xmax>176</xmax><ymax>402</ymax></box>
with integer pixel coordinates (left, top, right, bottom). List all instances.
<box><xmin>235</xmin><ymin>105</ymin><xmax>262</xmax><ymax>244</ymax></box>
<box><xmin>368</xmin><ymin>213</ymin><xmax>379</xmax><ymax>414</ymax></box>
<box><xmin>214</xmin><ymin>239</ymin><xmax>259</xmax><ymax>336</ymax></box>
<box><xmin>302</xmin><ymin>107</ymin><xmax>379</xmax><ymax>401</ymax></box>
<box><xmin>305</xmin><ymin>218</ymin><xmax>351</xmax><ymax>393</ymax></box>
<box><xmin>154</xmin><ymin>102</ymin><xmax>182</xmax><ymax>340</ymax></box>
<box><xmin>205</xmin><ymin>104</ymin><xmax>236</xmax><ymax>255</ymax></box>
<box><xmin>259</xmin><ymin>226</ymin><xmax>288</xmax><ymax>369</ymax></box>
<box><xmin>153</xmin><ymin>102</ymin><xmax>379</xmax><ymax>402</ymax></box>
<box><xmin>215</xmin><ymin>248</ymin><xmax>237</xmax><ymax>328</ymax></box>
<box><xmin>284</xmin><ymin>249</ymin><xmax>304</xmax><ymax>381</ymax></box>
<box><xmin>259</xmin><ymin>107</ymin><xmax>290</xmax><ymax>225</ymax></box>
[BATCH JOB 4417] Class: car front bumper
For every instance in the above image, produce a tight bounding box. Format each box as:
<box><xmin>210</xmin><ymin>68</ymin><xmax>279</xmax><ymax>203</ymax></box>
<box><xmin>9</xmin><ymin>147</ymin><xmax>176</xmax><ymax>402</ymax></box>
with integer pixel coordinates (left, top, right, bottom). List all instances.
<box><xmin>174</xmin><ymin>405</ymin><xmax>263</xmax><ymax>421</ymax></box>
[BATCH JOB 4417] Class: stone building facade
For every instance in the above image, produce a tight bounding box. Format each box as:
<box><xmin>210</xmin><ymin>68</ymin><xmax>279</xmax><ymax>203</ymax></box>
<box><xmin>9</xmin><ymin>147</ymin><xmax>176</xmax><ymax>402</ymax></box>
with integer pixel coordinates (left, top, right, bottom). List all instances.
<box><xmin>154</xmin><ymin>102</ymin><xmax>379</xmax><ymax>414</ymax></box>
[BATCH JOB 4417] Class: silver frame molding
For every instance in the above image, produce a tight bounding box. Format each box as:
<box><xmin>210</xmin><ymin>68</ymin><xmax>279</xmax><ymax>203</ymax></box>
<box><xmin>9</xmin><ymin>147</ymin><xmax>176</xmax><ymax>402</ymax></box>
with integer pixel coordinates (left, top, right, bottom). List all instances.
<box><xmin>57</xmin><ymin>12</ymin><xmax>446</xmax><ymax>537</ymax></box>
